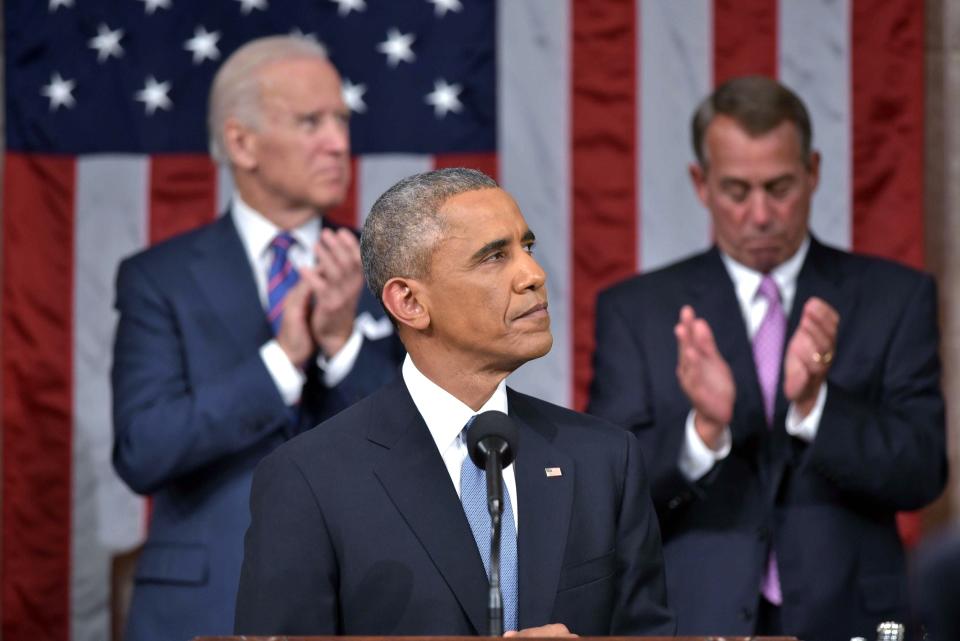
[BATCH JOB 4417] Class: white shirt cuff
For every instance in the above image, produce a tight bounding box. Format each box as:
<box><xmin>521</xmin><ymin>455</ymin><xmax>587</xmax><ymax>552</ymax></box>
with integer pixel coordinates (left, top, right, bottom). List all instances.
<box><xmin>317</xmin><ymin>325</ymin><xmax>363</xmax><ymax>387</ymax></box>
<box><xmin>678</xmin><ymin>410</ymin><xmax>732</xmax><ymax>481</ymax></box>
<box><xmin>785</xmin><ymin>382</ymin><xmax>828</xmax><ymax>442</ymax></box>
<box><xmin>260</xmin><ymin>340</ymin><xmax>306</xmax><ymax>406</ymax></box>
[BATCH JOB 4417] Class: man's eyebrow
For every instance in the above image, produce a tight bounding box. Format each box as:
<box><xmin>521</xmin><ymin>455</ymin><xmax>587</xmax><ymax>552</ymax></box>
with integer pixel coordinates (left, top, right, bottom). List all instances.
<box><xmin>469</xmin><ymin>229</ymin><xmax>535</xmax><ymax>262</ymax></box>
<box><xmin>718</xmin><ymin>177</ymin><xmax>750</xmax><ymax>187</ymax></box>
<box><xmin>471</xmin><ymin>238</ymin><xmax>509</xmax><ymax>262</ymax></box>
<box><xmin>763</xmin><ymin>174</ymin><xmax>795</xmax><ymax>189</ymax></box>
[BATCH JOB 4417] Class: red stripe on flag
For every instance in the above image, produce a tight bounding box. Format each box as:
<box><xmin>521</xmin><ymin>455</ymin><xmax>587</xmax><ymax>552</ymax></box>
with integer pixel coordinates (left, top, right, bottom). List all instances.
<box><xmin>851</xmin><ymin>0</ymin><xmax>925</xmax><ymax>271</ymax></box>
<box><xmin>149</xmin><ymin>155</ymin><xmax>218</xmax><ymax>245</ymax></box>
<box><xmin>851</xmin><ymin>0</ymin><xmax>926</xmax><ymax>545</ymax></box>
<box><xmin>2</xmin><ymin>153</ymin><xmax>75</xmax><ymax>641</ymax></box>
<box><xmin>571</xmin><ymin>0</ymin><xmax>638</xmax><ymax>410</ymax></box>
<box><xmin>327</xmin><ymin>156</ymin><xmax>359</xmax><ymax>229</ymax></box>
<box><xmin>713</xmin><ymin>0</ymin><xmax>777</xmax><ymax>83</ymax></box>
<box><xmin>433</xmin><ymin>152</ymin><xmax>499</xmax><ymax>181</ymax></box>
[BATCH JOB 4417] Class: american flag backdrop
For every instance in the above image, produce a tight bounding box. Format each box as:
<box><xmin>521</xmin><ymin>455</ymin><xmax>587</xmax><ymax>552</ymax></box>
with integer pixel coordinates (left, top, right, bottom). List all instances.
<box><xmin>2</xmin><ymin>0</ymin><xmax>926</xmax><ymax>639</ymax></box>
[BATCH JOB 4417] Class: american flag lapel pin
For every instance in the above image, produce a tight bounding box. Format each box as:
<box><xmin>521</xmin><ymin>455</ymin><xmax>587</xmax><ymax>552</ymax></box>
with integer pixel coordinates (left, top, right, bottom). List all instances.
<box><xmin>544</xmin><ymin>467</ymin><xmax>562</xmax><ymax>478</ymax></box>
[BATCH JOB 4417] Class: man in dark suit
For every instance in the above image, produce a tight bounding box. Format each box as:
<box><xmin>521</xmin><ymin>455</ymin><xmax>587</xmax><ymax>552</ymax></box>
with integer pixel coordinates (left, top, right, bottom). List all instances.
<box><xmin>111</xmin><ymin>36</ymin><xmax>401</xmax><ymax>641</ymax></box>
<box><xmin>234</xmin><ymin>168</ymin><xmax>675</xmax><ymax>636</ymax></box>
<box><xmin>588</xmin><ymin>76</ymin><xmax>947</xmax><ymax>641</ymax></box>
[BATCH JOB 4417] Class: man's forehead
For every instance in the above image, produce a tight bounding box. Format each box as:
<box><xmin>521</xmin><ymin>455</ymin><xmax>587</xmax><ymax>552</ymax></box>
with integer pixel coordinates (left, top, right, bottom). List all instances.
<box><xmin>707</xmin><ymin>117</ymin><xmax>803</xmax><ymax>154</ymax></box>
<box><xmin>258</xmin><ymin>59</ymin><xmax>342</xmax><ymax>101</ymax></box>
<box><xmin>432</xmin><ymin>189</ymin><xmax>529</xmax><ymax>246</ymax></box>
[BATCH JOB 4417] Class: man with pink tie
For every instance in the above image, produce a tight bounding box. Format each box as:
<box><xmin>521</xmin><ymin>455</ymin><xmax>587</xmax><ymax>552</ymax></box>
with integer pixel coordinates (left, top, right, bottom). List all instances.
<box><xmin>589</xmin><ymin>76</ymin><xmax>947</xmax><ymax>641</ymax></box>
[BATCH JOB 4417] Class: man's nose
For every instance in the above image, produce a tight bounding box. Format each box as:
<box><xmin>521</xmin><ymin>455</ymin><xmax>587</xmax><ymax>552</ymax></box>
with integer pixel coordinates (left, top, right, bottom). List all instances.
<box><xmin>515</xmin><ymin>250</ymin><xmax>547</xmax><ymax>292</ymax></box>
<box><xmin>318</xmin><ymin>117</ymin><xmax>350</xmax><ymax>154</ymax></box>
<box><xmin>747</xmin><ymin>190</ymin><xmax>773</xmax><ymax>226</ymax></box>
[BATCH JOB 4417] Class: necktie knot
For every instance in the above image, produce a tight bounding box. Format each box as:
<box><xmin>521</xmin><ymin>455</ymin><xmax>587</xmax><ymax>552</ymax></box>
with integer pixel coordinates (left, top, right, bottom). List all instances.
<box><xmin>756</xmin><ymin>275</ymin><xmax>781</xmax><ymax>305</ymax></box>
<box><xmin>270</xmin><ymin>231</ymin><xmax>296</xmax><ymax>255</ymax></box>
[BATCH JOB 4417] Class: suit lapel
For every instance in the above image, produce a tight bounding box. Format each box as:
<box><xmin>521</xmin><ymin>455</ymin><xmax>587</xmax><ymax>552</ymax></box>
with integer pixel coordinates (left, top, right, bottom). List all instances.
<box><xmin>766</xmin><ymin>237</ymin><xmax>850</xmax><ymax>492</ymax></box>
<box><xmin>776</xmin><ymin>236</ymin><xmax>855</xmax><ymax>472</ymax></box>
<box><xmin>508</xmin><ymin>391</ymin><xmax>574</xmax><ymax>629</ymax></box>
<box><xmin>370</xmin><ymin>380</ymin><xmax>489</xmax><ymax>634</ymax></box>
<box><xmin>787</xmin><ymin>237</ymin><xmax>849</xmax><ymax>351</ymax></box>
<box><xmin>189</xmin><ymin>214</ymin><xmax>272</xmax><ymax>350</ymax></box>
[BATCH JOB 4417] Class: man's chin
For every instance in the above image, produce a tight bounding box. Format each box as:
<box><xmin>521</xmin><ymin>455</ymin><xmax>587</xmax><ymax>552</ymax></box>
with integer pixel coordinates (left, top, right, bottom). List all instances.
<box><xmin>519</xmin><ymin>332</ymin><xmax>554</xmax><ymax>363</ymax></box>
<box><xmin>309</xmin><ymin>185</ymin><xmax>349</xmax><ymax>212</ymax></box>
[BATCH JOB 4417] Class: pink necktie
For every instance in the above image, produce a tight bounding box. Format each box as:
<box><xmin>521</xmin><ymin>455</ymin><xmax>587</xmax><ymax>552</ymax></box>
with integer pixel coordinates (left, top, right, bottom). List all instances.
<box><xmin>753</xmin><ymin>275</ymin><xmax>784</xmax><ymax>605</ymax></box>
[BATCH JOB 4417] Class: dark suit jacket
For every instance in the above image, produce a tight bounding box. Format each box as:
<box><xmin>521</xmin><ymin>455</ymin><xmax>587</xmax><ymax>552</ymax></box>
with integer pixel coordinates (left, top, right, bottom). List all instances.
<box><xmin>588</xmin><ymin>238</ymin><xmax>947</xmax><ymax>641</ymax></box>
<box><xmin>111</xmin><ymin>213</ymin><xmax>403</xmax><ymax>641</ymax></box>
<box><xmin>913</xmin><ymin>527</ymin><xmax>960</xmax><ymax>641</ymax></box>
<box><xmin>234</xmin><ymin>377</ymin><xmax>675</xmax><ymax>635</ymax></box>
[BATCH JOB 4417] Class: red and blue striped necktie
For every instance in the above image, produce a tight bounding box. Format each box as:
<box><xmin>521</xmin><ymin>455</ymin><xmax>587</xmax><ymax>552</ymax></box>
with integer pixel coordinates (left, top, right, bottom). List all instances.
<box><xmin>266</xmin><ymin>232</ymin><xmax>300</xmax><ymax>335</ymax></box>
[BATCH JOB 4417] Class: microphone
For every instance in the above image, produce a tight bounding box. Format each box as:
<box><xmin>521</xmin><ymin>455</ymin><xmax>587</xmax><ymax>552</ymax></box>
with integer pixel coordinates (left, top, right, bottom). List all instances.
<box><xmin>466</xmin><ymin>410</ymin><xmax>519</xmax><ymax>637</ymax></box>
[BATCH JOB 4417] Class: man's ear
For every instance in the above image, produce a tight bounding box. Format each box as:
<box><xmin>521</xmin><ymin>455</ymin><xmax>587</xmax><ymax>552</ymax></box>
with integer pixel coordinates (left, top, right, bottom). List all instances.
<box><xmin>382</xmin><ymin>277</ymin><xmax>430</xmax><ymax>331</ymax></box>
<box><xmin>223</xmin><ymin>117</ymin><xmax>257</xmax><ymax>171</ymax></box>
<box><xmin>688</xmin><ymin>162</ymin><xmax>710</xmax><ymax>208</ymax></box>
<box><xmin>806</xmin><ymin>150</ymin><xmax>821</xmax><ymax>192</ymax></box>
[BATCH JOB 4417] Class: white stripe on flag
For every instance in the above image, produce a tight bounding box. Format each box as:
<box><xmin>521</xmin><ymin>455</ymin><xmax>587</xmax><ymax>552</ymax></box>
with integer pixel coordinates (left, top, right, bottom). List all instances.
<box><xmin>639</xmin><ymin>0</ymin><xmax>714</xmax><ymax>271</ymax></box>
<box><xmin>779</xmin><ymin>0</ymin><xmax>852</xmax><ymax>250</ymax></box>
<box><xmin>499</xmin><ymin>0</ymin><xmax>571</xmax><ymax>407</ymax></box>
<box><xmin>357</xmin><ymin>155</ymin><xmax>434</xmax><ymax>225</ymax></box>
<box><xmin>73</xmin><ymin>156</ymin><xmax>150</xmax><ymax>641</ymax></box>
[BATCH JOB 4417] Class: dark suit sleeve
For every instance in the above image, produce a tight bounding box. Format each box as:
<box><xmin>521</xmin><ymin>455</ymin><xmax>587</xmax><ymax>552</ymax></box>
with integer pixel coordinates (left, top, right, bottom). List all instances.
<box><xmin>588</xmin><ymin>289</ymin><xmax>697</xmax><ymax>511</ymax></box>
<box><xmin>235</xmin><ymin>447</ymin><xmax>339</xmax><ymax>634</ymax></box>
<box><xmin>315</xmin><ymin>312</ymin><xmax>404</xmax><ymax>420</ymax></box>
<box><xmin>805</xmin><ymin>274</ymin><xmax>947</xmax><ymax>510</ymax></box>
<box><xmin>609</xmin><ymin>430</ymin><xmax>676</xmax><ymax>635</ymax></box>
<box><xmin>111</xmin><ymin>257</ymin><xmax>292</xmax><ymax>495</ymax></box>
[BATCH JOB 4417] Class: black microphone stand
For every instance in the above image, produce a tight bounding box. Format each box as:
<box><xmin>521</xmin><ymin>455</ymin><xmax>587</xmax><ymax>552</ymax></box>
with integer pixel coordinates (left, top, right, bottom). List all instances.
<box><xmin>485</xmin><ymin>448</ymin><xmax>505</xmax><ymax>637</ymax></box>
<box><xmin>467</xmin><ymin>411</ymin><xmax>518</xmax><ymax>637</ymax></box>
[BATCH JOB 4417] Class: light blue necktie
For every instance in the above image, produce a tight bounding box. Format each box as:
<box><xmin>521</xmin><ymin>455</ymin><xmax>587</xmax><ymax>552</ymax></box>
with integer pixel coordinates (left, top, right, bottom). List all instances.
<box><xmin>460</xmin><ymin>417</ymin><xmax>519</xmax><ymax>632</ymax></box>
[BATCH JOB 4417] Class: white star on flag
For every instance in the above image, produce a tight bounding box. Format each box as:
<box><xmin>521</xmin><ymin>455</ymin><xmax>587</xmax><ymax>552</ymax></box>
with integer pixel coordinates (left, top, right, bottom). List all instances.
<box><xmin>88</xmin><ymin>24</ymin><xmax>124</xmax><ymax>62</ymax></box>
<box><xmin>425</xmin><ymin>79</ymin><xmax>463</xmax><ymax>118</ymax></box>
<box><xmin>342</xmin><ymin>79</ymin><xmax>367</xmax><ymax>113</ymax></box>
<box><xmin>48</xmin><ymin>0</ymin><xmax>73</xmax><ymax>11</ymax></box>
<box><xmin>40</xmin><ymin>73</ymin><xmax>76</xmax><ymax>111</ymax></box>
<box><xmin>134</xmin><ymin>76</ymin><xmax>173</xmax><ymax>115</ymax></box>
<box><xmin>331</xmin><ymin>0</ymin><xmax>366</xmax><ymax>17</ymax></box>
<box><xmin>236</xmin><ymin>0</ymin><xmax>267</xmax><ymax>14</ymax></box>
<box><xmin>427</xmin><ymin>0</ymin><xmax>463</xmax><ymax>17</ymax></box>
<box><xmin>138</xmin><ymin>0</ymin><xmax>171</xmax><ymax>14</ymax></box>
<box><xmin>377</xmin><ymin>28</ymin><xmax>416</xmax><ymax>67</ymax></box>
<box><xmin>184</xmin><ymin>26</ymin><xmax>221</xmax><ymax>64</ymax></box>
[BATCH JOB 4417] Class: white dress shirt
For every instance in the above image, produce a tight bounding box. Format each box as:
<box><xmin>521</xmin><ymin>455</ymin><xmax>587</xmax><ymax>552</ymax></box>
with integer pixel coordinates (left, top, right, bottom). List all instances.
<box><xmin>401</xmin><ymin>354</ymin><xmax>519</xmax><ymax>527</ymax></box>
<box><xmin>679</xmin><ymin>236</ymin><xmax>828</xmax><ymax>481</ymax></box>
<box><xmin>232</xmin><ymin>196</ymin><xmax>364</xmax><ymax>404</ymax></box>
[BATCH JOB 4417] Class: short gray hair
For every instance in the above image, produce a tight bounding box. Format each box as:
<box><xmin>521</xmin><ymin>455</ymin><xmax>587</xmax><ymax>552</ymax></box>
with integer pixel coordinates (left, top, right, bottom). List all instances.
<box><xmin>691</xmin><ymin>75</ymin><xmax>813</xmax><ymax>169</ymax></box>
<box><xmin>361</xmin><ymin>168</ymin><xmax>499</xmax><ymax>305</ymax></box>
<box><xmin>207</xmin><ymin>35</ymin><xmax>329</xmax><ymax>164</ymax></box>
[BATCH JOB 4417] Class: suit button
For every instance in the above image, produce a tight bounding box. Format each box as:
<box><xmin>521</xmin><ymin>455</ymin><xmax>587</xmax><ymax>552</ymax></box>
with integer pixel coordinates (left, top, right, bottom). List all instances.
<box><xmin>740</xmin><ymin>606</ymin><xmax>754</xmax><ymax>622</ymax></box>
<box><xmin>757</xmin><ymin>525</ymin><xmax>771</xmax><ymax>542</ymax></box>
<box><xmin>667</xmin><ymin>496</ymin><xmax>683</xmax><ymax>509</ymax></box>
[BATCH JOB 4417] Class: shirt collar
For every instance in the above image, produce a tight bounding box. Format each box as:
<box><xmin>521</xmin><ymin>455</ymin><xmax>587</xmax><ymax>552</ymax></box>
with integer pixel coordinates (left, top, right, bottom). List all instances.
<box><xmin>720</xmin><ymin>235</ymin><xmax>810</xmax><ymax>313</ymax></box>
<box><xmin>231</xmin><ymin>195</ymin><xmax>322</xmax><ymax>261</ymax></box>
<box><xmin>401</xmin><ymin>354</ymin><xmax>509</xmax><ymax>455</ymax></box>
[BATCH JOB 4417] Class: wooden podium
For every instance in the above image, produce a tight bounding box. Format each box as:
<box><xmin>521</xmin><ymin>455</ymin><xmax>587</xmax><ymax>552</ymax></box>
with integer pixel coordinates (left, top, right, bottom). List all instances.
<box><xmin>199</xmin><ymin>635</ymin><xmax>797</xmax><ymax>641</ymax></box>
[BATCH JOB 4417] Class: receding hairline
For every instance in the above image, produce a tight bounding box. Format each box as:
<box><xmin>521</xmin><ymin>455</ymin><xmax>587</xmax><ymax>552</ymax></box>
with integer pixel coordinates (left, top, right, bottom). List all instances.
<box><xmin>691</xmin><ymin>75</ymin><xmax>814</xmax><ymax>169</ymax></box>
<box><xmin>207</xmin><ymin>35</ymin><xmax>333</xmax><ymax>162</ymax></box>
